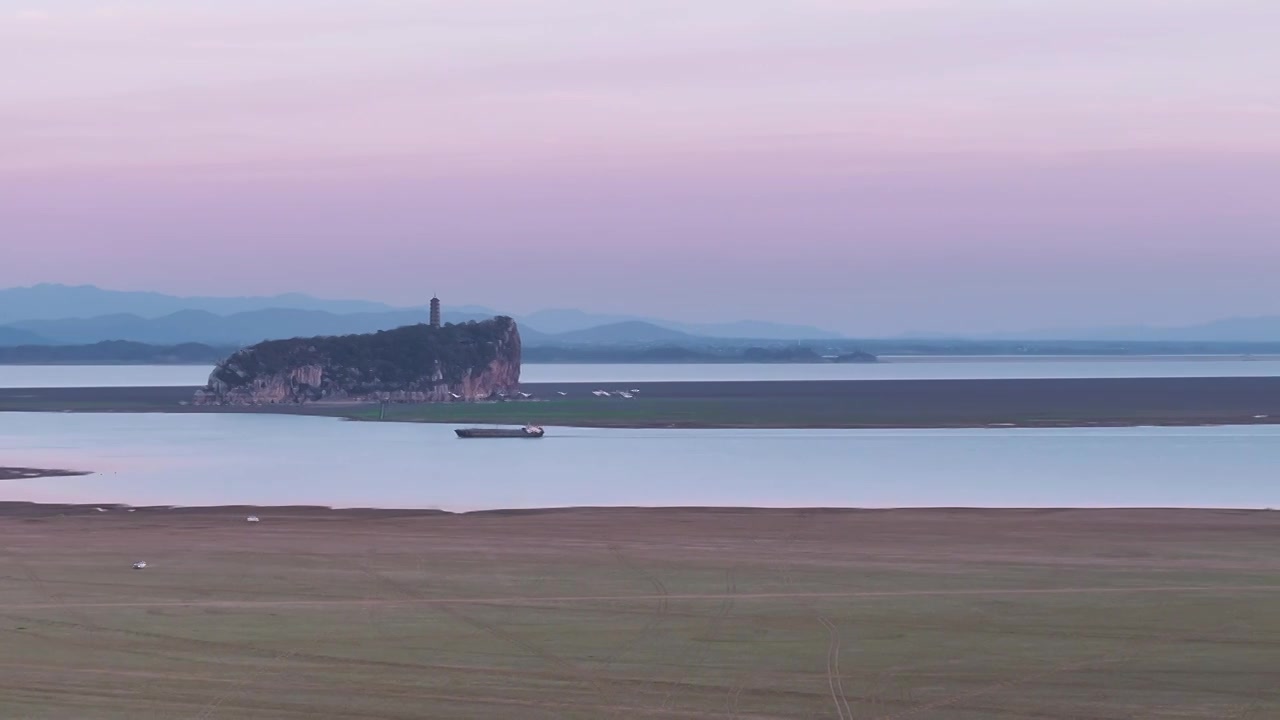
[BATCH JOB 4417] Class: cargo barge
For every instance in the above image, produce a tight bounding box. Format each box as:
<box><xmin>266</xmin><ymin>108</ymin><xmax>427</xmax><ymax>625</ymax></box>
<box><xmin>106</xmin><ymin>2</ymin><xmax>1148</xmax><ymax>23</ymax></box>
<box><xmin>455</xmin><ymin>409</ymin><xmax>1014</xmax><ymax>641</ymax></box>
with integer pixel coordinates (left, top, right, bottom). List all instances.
<box><xmin>455</xmin><ymin>425</ymin><xmax>545</xmax><ymax>438</ymax></box>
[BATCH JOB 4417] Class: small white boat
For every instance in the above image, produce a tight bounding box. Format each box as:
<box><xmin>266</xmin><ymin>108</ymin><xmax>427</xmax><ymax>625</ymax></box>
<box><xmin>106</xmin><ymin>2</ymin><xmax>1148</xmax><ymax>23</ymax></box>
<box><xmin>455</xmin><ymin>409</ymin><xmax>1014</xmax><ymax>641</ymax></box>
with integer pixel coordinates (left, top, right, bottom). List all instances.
<box><xmin>132</xmin><ymin>561</ymin><xmax>148</xmax><ymax>570</ymax></box>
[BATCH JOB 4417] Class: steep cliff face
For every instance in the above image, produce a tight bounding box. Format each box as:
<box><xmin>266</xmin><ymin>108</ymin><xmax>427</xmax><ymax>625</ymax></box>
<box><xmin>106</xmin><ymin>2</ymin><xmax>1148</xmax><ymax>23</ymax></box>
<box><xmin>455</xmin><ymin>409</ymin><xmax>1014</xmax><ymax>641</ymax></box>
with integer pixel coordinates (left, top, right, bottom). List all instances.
<box><xmin>194</xmin><ymin>317</ymin><xmax>521</xmax><ymax>405</ymax></box>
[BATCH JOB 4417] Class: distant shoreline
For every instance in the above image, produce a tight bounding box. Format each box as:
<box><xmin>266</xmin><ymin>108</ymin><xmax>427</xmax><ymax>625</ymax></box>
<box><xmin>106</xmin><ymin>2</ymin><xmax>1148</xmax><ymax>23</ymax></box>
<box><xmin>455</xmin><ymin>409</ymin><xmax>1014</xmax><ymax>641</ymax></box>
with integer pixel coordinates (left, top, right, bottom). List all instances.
<box><xmin>4</xmin><ymin>352</ymin><xmax>1280</xmax><ymax>367</ymax></box>
<box><xmin>4</xmin><ymin>377</ymin><xmax>1280</xmax><ymax>430</ymax></box>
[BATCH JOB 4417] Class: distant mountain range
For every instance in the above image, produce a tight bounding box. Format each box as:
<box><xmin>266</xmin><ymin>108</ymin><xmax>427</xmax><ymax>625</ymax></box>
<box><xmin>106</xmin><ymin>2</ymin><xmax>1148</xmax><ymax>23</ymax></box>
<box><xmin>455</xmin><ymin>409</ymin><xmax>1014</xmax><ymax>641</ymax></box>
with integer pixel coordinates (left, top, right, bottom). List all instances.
<box><xmin>0</xmin><ymin>283</ymin><xmax>414</xmax><ymax>323</ymax></box>
<box><xmin>0</xmin><ymin>308</ymin><xmax>841</xmax><ymax>348</ymax></box>
<box><xmin>517</xmin><ymin>308</ymin><xmax>841</xmax><ymax>339</ymax></box>
<box><xmin>0</xmin><ymin>326</ymin><xmax>48</xmax><ymax>346</ymax></box>
<box><xmin>1</xmin><ymin>307</ymin><xmax>828</xmax><ymax>348</ymax></box>
<box><xmin>0</xmin><ymin>284</ymin><xmax>843</xmax><ymax>346</ymax></box>
<box><xmin>549</xmin><ymin>320</ymin><xmax>696</xmax><ymax>344</ymax></box>
<box><xmin>6</xmin><ymin>284</ymin><xmax>1279</xmax><ymax>346</ymax></box>
<box><xmin>3</xmin><ymin>309</ymin><xmax>474</xmax><ymax>346</ymax></box>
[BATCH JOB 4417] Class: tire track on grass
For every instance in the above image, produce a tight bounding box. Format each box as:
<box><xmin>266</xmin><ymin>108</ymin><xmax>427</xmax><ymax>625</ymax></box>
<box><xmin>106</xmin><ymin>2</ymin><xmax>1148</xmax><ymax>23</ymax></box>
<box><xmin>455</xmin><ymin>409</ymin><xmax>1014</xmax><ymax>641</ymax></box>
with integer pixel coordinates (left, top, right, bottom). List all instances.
<box><xmin>819</xmin><ymin>617</ymin><xmax>854</xmax><ymax>720</ymax></box>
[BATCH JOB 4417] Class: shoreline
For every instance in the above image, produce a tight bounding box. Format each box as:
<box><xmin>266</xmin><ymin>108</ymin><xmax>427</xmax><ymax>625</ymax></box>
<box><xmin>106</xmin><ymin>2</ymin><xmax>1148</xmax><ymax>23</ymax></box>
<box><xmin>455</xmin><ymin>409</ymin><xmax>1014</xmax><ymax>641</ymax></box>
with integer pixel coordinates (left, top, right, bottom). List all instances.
<box><xmin>5</xmin><ymin>376</ymin><xmax>1280</xmax><ymax>429</ymax></box>
<box><xmin>2</xmin><ymin>502</ymin><xmax>1274</xmax><ymax>518</ymax></box>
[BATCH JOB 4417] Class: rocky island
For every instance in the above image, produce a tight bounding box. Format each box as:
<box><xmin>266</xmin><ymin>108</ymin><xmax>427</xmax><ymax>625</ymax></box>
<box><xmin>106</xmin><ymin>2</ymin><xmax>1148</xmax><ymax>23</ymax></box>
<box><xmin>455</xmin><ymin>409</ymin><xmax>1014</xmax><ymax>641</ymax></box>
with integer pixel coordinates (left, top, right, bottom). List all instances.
<box><xmin>195</xmin><ymin>317</ymin><xmax>520</xmax><ymax>405</ymax></box>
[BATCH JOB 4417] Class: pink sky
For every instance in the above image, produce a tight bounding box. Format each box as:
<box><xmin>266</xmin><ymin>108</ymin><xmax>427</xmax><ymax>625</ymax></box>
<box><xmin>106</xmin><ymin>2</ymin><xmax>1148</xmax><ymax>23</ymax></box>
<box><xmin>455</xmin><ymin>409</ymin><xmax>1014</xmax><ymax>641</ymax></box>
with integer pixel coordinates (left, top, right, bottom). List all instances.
<box><xmin>3</xmin><ymin>0</ymin><xmax>1278</xmax><ymax>334</ymax></box>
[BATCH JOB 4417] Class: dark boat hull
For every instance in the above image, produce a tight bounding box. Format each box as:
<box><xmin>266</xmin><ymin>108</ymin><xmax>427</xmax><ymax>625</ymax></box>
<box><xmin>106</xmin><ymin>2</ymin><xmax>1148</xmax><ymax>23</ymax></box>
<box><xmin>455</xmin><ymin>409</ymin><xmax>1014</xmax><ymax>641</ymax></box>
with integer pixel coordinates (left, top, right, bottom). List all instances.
<box><xmin>455</xmin><ymin>428</ymin><xmax>544</xmax><ymax>438</ymax></box>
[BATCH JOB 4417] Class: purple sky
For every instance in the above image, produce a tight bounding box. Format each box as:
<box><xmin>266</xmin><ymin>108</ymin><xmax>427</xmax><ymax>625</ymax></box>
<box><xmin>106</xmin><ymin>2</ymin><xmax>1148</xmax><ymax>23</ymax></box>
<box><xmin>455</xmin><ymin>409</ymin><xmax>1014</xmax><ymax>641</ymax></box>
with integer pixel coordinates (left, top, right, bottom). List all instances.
<box><xmin>3</xmin><ymin>0</ymin><xmax>1278</xmax><ymax>335</ymax></box>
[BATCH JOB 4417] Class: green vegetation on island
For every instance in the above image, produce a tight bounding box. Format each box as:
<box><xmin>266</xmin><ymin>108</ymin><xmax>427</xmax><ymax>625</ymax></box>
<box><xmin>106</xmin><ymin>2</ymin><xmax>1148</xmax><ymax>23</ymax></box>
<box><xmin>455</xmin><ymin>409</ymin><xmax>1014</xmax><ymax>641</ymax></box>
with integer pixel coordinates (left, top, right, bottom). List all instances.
<box><xmin>200</xmin><ymin>318</ymin><xmax>521</xmax><ymax>404</ymax></box>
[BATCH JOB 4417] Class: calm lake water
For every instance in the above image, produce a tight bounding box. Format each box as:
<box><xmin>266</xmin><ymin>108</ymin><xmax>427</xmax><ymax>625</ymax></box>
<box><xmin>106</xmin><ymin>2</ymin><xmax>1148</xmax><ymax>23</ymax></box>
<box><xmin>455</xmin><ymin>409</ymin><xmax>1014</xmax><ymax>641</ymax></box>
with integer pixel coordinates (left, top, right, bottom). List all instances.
<box><xmin>2</xmin><ymin>413</ymin><xmax>1276</xmax><ymax>510</ymax></box>
<box><xmin>4</xmin><ymin>356</ymin><xmax>1280</xmax><ymax>388</ymax></box>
